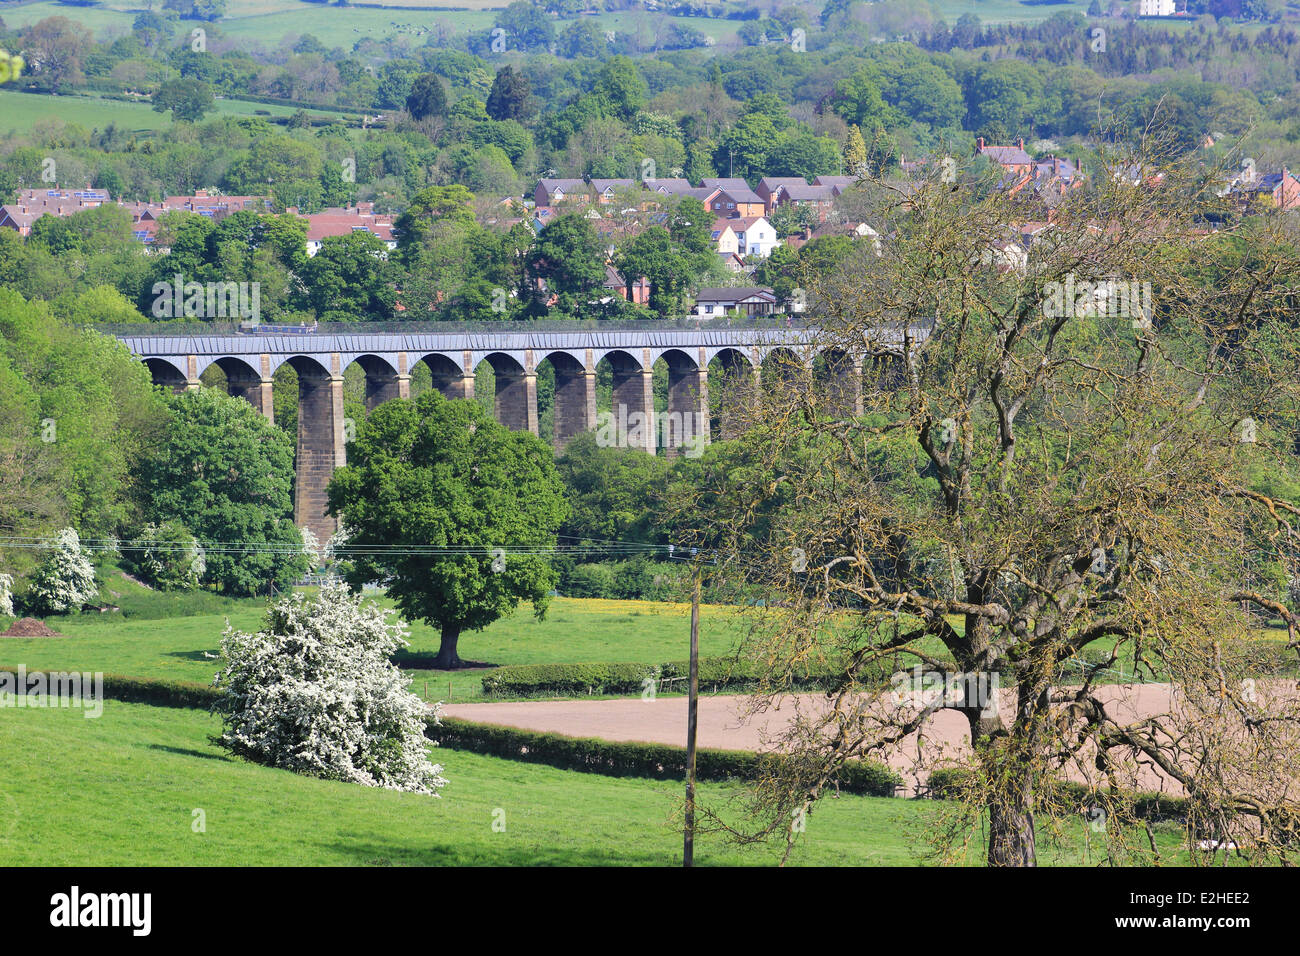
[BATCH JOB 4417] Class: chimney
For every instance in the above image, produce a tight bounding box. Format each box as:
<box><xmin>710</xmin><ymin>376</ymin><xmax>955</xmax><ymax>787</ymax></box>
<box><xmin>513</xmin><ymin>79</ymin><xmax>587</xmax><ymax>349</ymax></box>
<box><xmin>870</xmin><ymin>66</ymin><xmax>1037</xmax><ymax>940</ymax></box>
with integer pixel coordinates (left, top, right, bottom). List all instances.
<box><xmin>1018</xmin><ymin>138</ymin><xmax>1024</xmax><ymax>150</ymax></box>
<box><xmin>977</xmin><ymin>137</ymin><xmax>985</xmax><ymax>151</ymax></box>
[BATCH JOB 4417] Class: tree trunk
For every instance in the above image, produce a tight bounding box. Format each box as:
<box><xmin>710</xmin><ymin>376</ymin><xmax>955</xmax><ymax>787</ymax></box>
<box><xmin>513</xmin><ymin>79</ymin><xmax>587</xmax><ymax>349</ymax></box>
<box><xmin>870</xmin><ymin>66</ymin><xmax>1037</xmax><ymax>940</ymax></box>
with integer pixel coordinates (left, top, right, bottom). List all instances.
<box><xmin>988</xmin><ymin>795</ymin><xmax>1037</xmax><ymax>867</ymax></box>
<box><xmin>433</xmin><ymin>624</ymin><xmax>462</xmax><ymax>670</ymax></box>
<box><xmin>979</xmin><ymin>729</ymin><xmax>1038</xmax><ymax>866</ymax></box>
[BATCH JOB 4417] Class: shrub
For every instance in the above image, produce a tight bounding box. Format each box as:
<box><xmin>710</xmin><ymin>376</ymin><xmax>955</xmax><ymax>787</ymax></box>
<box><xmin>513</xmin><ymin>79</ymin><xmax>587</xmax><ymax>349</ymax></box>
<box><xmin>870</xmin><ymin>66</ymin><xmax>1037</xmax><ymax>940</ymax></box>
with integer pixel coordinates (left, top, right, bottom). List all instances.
<box><xmin>212</xmin><ymin>582</ymin><xmax>447</xmax><ymax>794</ymax></box>
<box><xmin>123</xmin><ymin>519</ymin><xmax>204</xmax><ymax>590</ymax></box>
<box><xmin>561</xmin><ymin>562</ymin><xmax>617</xmax><ymax>599</ymax></box>
<box><xmin>430</xmin><ymin>716</ymin><xmax>902</xmax><ymax>796</ymax></box>
<box><xmin>481</xmin><ymin>661</ymin><xmax>659</xmax><ymax>696</ymax></box>
<box><xmin>481</xmin><ymin>655</ymin><xmax>898</xmax><ymax>698</ymax></box>
<box><xmin>27</xmin><ymin>528</ymin><xmax>98</xmax><ymax>614</ymax></box>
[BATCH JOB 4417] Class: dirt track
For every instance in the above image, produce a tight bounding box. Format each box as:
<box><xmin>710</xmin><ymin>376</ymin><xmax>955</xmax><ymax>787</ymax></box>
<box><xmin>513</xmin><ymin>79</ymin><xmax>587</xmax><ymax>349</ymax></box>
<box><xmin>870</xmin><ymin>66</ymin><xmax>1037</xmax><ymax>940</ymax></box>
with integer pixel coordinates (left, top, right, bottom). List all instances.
<box><xmin>444</xmin><ymin>682</ymin><xmax>1297</xmax><ymax>797</ymax></box>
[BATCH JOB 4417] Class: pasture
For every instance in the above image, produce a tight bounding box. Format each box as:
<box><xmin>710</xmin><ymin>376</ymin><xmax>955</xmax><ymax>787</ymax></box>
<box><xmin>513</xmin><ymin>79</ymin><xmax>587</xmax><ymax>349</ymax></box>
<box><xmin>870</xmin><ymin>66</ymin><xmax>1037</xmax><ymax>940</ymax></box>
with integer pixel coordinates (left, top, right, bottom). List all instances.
<box><xmin>0</xmin><ymin>572</ymin><xmax>1260</xmax><ymax>866</ymax></box>
<box><xmin>1</xmin><ymin>568</ymin><xmax>749</xmax><ymax>702</ymax></box>
<box><xmin>0</xmin><ymin>88</ymin><xmax>348</xmax><ymax>135</ymax></box>
<box><xmin>0</xmin><ymin>691</ymin><xmax>1191</xmax><ymax>866</ymax></box>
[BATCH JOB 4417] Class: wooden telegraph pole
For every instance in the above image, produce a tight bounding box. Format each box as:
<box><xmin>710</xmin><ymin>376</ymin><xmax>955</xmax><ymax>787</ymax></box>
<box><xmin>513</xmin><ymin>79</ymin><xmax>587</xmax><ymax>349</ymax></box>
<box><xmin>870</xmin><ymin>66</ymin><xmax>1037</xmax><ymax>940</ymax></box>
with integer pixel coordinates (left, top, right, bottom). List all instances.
<box><xmin>684</xmin><ymin>559</ymin><xmax>702</xmax><ymax>867</ymax></box>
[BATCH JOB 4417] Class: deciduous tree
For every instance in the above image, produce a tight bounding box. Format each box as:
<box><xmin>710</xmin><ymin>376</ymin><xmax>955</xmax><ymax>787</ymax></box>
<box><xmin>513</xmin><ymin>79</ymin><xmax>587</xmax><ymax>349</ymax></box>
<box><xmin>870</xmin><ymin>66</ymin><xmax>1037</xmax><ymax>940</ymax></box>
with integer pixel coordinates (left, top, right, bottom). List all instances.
<box><xmin>327</xmin><ymin>390</ymin><xmax>569</xmax><ymax>669</ymax></box>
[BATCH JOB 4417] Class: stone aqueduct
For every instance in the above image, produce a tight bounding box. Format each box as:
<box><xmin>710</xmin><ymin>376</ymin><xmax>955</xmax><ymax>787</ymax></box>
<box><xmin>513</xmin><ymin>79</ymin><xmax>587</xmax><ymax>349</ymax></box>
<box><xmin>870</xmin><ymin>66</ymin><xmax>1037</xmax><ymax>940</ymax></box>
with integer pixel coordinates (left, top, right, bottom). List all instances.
<box><xmin>118</xmin><ymin>325</ymin><xmax>917</xmax><ymax>543</ymax></box>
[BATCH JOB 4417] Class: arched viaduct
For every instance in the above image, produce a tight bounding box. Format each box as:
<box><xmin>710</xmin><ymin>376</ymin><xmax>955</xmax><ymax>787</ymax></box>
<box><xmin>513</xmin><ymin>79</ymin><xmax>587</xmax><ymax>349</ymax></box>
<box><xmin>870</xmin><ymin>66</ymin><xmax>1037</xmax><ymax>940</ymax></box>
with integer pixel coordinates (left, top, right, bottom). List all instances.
<box><xmin>117</xmin><ymin>325</ymin><xmax>921</xmax><ymax>543</ymax></box>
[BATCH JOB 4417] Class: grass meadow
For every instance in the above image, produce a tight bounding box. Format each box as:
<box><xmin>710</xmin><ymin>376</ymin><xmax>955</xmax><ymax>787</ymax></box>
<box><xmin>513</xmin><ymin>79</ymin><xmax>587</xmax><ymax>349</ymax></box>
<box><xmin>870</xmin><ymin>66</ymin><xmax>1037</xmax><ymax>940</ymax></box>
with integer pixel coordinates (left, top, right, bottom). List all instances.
<box><xmin>1</xmin><ymin>568</ymin><xmax>750</xmax><ymax>702</ymax></box>
<box><xmin>0</xmin><ymin>88</ymin><xmax>350</xmax><ymax>135</ymax></box>
<box><xmin>0</xmin><ymin>0</ymin><xmax>1111</xmax><ymax>60</ymax></box>
<box><xmin>0</xmin><ymin>569</ymin><xmax>1252</xmax><ymax>866</ymax></box>
<box><xmin>0</xmin><ymin>698</ymin><xmax>1189</xmax><ymax>866</ymax></box>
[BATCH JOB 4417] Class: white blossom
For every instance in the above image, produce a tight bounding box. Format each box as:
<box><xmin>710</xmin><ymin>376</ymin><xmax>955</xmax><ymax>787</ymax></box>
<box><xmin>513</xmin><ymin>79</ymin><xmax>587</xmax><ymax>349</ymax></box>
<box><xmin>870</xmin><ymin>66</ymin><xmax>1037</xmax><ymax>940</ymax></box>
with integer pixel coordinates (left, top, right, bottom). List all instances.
<box><xmin>324</xmin><ymin>522</ymin><xmax>350</xmax><ymax>566</ymax></box>
<box><xmin>0</xmin><ymin>573</ymin><xmax>13</xmax><ymax>617</ymax></box>
<box><xmin>136</xmin><ymin>522</ymin><xmax>204</xmax><ymax>589</ymax></box>
<box><xmin>28</xmin><ymin>528</ymin><xmax>98</xmax><ymax>614</ymax></box>
<box><xmin>212</xmin><ymin>581</ymin><xmax>447</xmax><ymax>795</ymax></box>
<box><xmin>300</xmin><ymin>525</ymin><xmax>321</xmax><ymax>566</ymax></box>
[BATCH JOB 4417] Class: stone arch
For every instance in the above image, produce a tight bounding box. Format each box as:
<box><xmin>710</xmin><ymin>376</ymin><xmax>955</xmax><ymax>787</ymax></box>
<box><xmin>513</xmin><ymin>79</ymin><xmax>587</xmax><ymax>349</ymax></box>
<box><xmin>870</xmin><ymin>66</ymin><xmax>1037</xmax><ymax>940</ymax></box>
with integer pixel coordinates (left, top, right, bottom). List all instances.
<box><xmin>595</xmin><ymin>349</ymin><xmax>655</xmax><ymax>455</ymax></box>
<box><xmin>143</xmin><ymin>357</ymin><xmax>190</xmax><ymax>394</ymax></box>
<box><xmin>707</xmin><ymin>347</ymin><xmax>756</xmax><ymax>440</ymax></box>
<box><xmin>813</xmin><ymin>348</ymin><xmax>862</xmax><ymax>418</ymax></box>
<box><xmin>657</xmin><ymin>348</ymin><xmax>707</xmax><ymax>458</ymax></box>
<box><xmin>207</xmin><ymin>356</ymin><xmax>273</xmax><ymax>421</ymax></box>
<box><xmin>284</xmin><ymin>354</ymin><xmax>343</xmax><ymax>546</ymax></box>
<box><xmin>345</xmin><ymin>353</ymin><xmax>402</xmax><ymax>412</ymax></box>
<box><xmin>540</xmin><ymin>349</ymin><xmax>593</xmax><ymax>453</ymax></box>
<box><xmin>761</xmin><ymin>346</ymin><xmax>809</xmax><ymax>392</ymax></box>
<box><xmin>477</xmin><ymin>351</ymin><xmax>534</xmax><ymax>434</ymax></box>
<box><xmin>416</xmin><ymin>352</ymin><xmax>472</xmax><ymax>400</ymax></box>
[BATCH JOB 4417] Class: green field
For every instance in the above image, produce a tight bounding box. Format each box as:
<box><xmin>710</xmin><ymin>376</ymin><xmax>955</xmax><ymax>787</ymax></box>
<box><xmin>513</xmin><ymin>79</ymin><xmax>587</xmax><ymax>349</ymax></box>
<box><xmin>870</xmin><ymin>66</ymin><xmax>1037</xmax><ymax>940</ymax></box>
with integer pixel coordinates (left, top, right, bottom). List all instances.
<box><xmin>4</xmin><ymin>566</ymin><xmax>1287</xmax><ymax>703</ymax></box>
<box><xmin>0</xmin><ymin>697</ymin><xmax>1183</xmax><ymax>865</ymax></box>
<box><xmin>0</xmin><ymin>569</ymin><xmax>749</xmax><ymax>703</ymax></box>
<box><xmin>0</xmin><ymin>0</ymin><xmax>1107</xmax><ymax>57</ymax></box>
<box><xmin>0</xmin><ymin>88</ymin><xmax>349</xmax><ymax>135</ymax></box>
<box><xmin>0</xmin><ymin>573</ymin><xmax>1247</xmax><ymax>866</ymax></box>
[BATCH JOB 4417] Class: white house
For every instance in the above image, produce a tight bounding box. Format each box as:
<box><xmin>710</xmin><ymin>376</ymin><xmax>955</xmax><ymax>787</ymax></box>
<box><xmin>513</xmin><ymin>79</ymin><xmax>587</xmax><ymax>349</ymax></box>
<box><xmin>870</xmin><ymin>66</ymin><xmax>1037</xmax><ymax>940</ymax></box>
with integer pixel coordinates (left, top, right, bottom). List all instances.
<box><xmin>691</xmin><ymin>286</ymin><xmax>778</xmax><ymax>319</ymax></box>
<box><xmin>1138</xmin><ymin>0</ymin><xmax>1176</xmax><ymax>15</ymax></box>
<box><xmin>730</xmin><ymin>216</ymin><xmax>779</xmax><ymax>258</ymax></box>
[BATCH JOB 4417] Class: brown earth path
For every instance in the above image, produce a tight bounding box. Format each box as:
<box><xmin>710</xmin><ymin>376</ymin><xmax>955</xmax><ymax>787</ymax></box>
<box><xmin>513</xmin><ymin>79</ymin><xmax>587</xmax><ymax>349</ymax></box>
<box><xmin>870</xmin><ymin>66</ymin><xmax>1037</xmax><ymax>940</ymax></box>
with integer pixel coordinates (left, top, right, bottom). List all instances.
<box><xmin>443</xmin><ymin>682</ymin><xmax>1296</xmax><ymax>797</ymax></box>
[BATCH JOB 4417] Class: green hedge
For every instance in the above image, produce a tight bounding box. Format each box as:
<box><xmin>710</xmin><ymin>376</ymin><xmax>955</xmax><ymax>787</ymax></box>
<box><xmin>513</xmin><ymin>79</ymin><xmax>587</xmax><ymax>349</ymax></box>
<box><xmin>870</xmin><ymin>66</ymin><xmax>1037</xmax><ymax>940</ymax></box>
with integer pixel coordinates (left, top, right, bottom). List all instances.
<box><xmin>479</xmin><ymin>656</ymin><xmax>874</xmax><ymax>697</ymax></box>
<box><xmin>0</xmin><ymin>666</ymin><xmax>220</xmax><ymax>709</ymax></box>
<box><xmin>430</xmin><ymin>715</ymin><xmax>902</xmax><ymax>796</ymax></box>
<box><xmin>480</xmin><ymin>661</ymin><xmax>659</xmax><ymax>696</ymax></box>
<box><xmin>924</xmin><ymin>765</ymin><xmax>1189</xmax><ymax>822</ymax></box>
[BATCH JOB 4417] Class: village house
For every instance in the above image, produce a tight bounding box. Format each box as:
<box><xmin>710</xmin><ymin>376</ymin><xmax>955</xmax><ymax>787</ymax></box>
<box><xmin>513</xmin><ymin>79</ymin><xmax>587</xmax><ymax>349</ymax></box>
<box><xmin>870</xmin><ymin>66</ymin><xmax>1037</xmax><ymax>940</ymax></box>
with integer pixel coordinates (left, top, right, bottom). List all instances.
<box><xmin>302</xmin><ymin>202</ymin><xmax>397</xmax><ymax>257</ymax></box>
<box><xmin>118</xmin><ymin>201</ymin><xmax>166</xmax><ymax>247</ymax></box>
<box><xmin>691</xmin><ymin>286</ymin><xmax>778</xmax><ymax>318</ymax></box>
<box><xmin>1231</xmin><ymin>166</ymin><xmax>1300</xmax><ymax>210</ymax></box>
<box><xmin>604</xmin><ymin>264</ymin><xmax>651</xmax><ymax>305</ymax></box>
<box><xmin>702</xmin><ymin>178</ymin><xmax>766</xmax><ymax>218</ymax></box>
<box><xmin>729</xmin><ymin>215</ymin><xmax>779</xmax><ymax>257</ymax></box>
<box><xmin>643</xmin><ymin>178</ymin><xmax>715</xmax><ymax>203</ymax></box>
<box><xmin>533</xmin><ymin>178</ymin><xmax>589</xmax><ymax>207</ymax></box>
<box><xmin>710</xmin><ymin>219</ymin><xmax>739</xmax><ymax>257</ymax></box>
<box><xmin>589</xmin><ymin>179</ymin><xmax>637</xmax><ymax>204</ymax></box>
<box><xmin>976</xmin><ymin>138</ymin><xmax>1034</xmax><ymax>178</ymax></box>
<box><xmin>774</xmin><ymin>183</ymin><xmax>839</xmax><ymax>222</ymax></box>
<box><xmin>0</xmin><ymin>186</ymin><xmax>111</xmax><ymax>237</ymax></box>
<box><xmin>813</xmin><ymin>175</ymin><xmax>856</xmax><ymax>191</ymax></box>
<box><xmin>756</xmin><ymin>177</ymin><xmax>811</xmax><ymax>216</ymax></box>
<box><xmin>161</xmin><ymin>190</ymin><xmax>272</xmax><ymax>219</ymax></box>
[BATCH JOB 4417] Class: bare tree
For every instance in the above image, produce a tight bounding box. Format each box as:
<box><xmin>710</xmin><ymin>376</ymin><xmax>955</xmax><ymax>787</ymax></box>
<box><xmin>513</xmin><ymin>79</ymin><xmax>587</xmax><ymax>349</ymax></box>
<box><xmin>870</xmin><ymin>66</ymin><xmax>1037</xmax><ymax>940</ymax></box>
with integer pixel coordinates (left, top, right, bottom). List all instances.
<box><xmin>673</xmin><ymin>130</ymin><xmax>1300</xmax><ymax>866</ymax></box>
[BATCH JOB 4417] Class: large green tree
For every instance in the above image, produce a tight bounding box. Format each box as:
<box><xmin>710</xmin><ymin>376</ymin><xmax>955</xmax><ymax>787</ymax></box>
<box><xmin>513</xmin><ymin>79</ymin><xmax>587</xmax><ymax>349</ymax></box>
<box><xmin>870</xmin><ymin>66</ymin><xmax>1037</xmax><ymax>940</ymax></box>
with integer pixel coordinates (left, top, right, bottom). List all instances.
<box><xmin>140</xmin><ymin>388</ymin><xmax>307</xmax><ymax>596</ymax></box>
<box><xmin>152</xmin><ymin>78</ymin><xmax>215</xmax><ymax>122</ymax></box>
<box><xmin>300</xmin><ymin>231</ymin><xmax>398</xmax><ymax>322</ymax></box>
<box><xmin>524</xmin><ymin>213</ymin><xmax>606</xmax><ymax>318</ymax></box>
<box><xmin>0</xmin><ymin>289</ymin><xmax>166</xmax><ymax>541</ymax></box>
<box><xmin>327</xmin><ymin>390</ymin><xmax>569</xmax><ymax>668</ymax></box>
<box><xmin>406</xmin><ymin>73</ymin><xmax>448</xmax><ymax>121</ymax></box>
<box><xmin>486</xmin><ymin>65</ymin><xmax>532</xmax><ymax>122</ymax></box>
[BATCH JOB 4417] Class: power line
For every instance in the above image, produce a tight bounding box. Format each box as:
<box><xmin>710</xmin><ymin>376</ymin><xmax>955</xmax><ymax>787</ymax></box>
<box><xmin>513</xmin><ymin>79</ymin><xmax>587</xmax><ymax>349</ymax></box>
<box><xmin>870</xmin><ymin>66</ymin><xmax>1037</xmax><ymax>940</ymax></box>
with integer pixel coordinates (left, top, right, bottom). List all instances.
<box><xmin>0</xmin><ymin>535</ymin><xmax>689</xmax><ymax>559</ymax></box>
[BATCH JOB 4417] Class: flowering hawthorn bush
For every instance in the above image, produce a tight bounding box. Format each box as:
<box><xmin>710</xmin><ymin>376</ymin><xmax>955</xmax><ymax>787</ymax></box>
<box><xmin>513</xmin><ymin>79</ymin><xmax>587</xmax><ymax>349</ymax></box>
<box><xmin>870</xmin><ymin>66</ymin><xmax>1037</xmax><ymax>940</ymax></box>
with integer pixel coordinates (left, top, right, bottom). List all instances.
<box><xmin>129</xmin><ymin>520</ymin><xmax>204</xmax><ymax>590</ymax></box>
<box><xmin>28</xmin><ymin>528</ymin><xmax>98</xmax><ymax>614</ymax></box>
<box><xmin>212</xmin><ymin>581</ymin><xmax>447</xmax><ymax>795</ymax></box>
